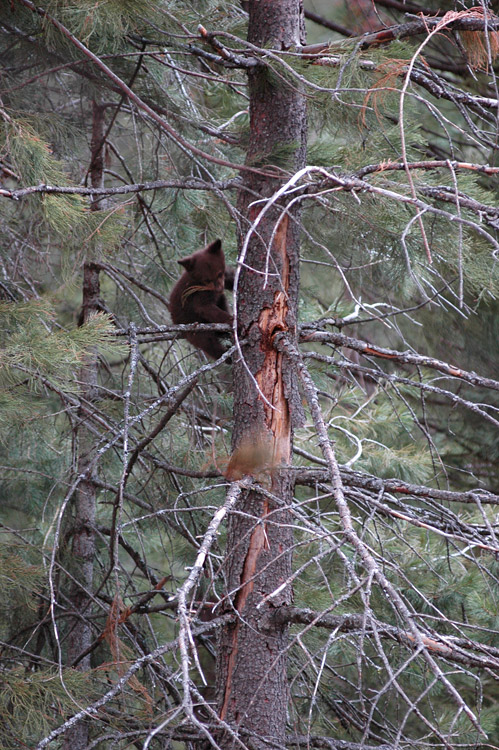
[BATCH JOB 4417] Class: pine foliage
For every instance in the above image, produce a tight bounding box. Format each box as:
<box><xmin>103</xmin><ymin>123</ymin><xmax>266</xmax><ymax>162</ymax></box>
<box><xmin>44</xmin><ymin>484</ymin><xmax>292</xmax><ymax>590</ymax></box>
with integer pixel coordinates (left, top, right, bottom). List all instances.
<box><xmin>0</xmin><ymin>0</ymin><xmax>498</xmax><ymax>748</ymax></box>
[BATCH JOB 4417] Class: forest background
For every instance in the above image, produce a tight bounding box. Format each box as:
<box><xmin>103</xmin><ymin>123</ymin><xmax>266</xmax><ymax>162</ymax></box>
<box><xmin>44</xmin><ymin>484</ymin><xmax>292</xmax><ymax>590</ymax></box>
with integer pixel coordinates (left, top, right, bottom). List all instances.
<box><xmin>0</xmin><ymin>1</ymin><xmax>499</xmax><ymax>749</ymax></box>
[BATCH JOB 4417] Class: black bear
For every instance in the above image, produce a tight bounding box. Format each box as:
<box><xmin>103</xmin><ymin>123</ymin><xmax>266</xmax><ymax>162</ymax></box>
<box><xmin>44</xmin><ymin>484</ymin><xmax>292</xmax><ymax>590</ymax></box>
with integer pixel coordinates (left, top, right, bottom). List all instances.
<box><xmin>168</xmin><ymin>239</ymin><xmax>234</xmax><ymax>359</ymax></box>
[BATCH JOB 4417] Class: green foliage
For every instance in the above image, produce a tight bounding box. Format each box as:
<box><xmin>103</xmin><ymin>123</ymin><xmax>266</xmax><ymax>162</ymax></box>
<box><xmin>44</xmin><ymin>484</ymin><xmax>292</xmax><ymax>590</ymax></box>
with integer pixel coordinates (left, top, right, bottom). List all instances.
<box><xmin>1</xmin><ymin>1</ymin><xmax>498</xmax><ymax>747</ymax></box>
<box><xmin>1</xmin><ymin>114</ymin><xmax>125</xmax><ymax>262</ymax></box>
<box><xmin>0</xmin><ymin>543</ymin><xmax>45</xmax><ymax>639</ymax></box>
<box><xmin>0</xmin><ymin>667</ymin><xmax>101</xmax><ymax>749</ymax></box>
<box><xmin>0</xmin><ymin>300</ymin><xmax>126</xmax><ymax>396</ymax></box>
<box><xmin>39</xmin><ymin>0</ymin><xmax>155</xmax><ymax>53</ymax></box>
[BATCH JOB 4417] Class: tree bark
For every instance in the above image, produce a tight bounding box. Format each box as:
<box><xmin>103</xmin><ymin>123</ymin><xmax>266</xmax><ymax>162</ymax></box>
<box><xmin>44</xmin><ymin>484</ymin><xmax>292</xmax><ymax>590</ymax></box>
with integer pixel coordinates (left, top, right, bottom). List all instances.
<box><xmin>63</xmin><ymin>100</ymin><xmax>106</xmax><ymax>750</ymax></box>
<box><xmin>217</xmin><ymin>2</ymin><xmax>306</xmax><ymax>748</ymax></box>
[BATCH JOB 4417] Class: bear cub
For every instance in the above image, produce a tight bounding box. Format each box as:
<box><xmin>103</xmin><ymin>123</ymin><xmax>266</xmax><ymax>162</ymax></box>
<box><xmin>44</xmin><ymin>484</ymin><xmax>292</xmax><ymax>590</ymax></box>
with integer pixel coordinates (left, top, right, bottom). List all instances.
<box><xmin>168</xmin><ymin>239</ymin><xmax>234</xmax><ymax>359</ymax></box>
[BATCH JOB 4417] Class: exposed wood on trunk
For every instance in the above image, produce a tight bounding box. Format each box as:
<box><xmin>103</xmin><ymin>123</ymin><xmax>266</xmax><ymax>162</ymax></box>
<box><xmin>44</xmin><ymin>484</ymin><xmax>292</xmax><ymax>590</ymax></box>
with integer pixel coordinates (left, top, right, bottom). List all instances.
<box><xmin>256</xmin><ymin>214</ymin><xmax>292</xmax><ymax>466</ymax></box>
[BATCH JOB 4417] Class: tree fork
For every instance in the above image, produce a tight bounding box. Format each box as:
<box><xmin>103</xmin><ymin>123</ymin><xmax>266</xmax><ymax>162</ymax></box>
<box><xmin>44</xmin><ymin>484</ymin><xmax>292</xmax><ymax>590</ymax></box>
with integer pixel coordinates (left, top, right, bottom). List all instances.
<box><xmin>216</xmin><ymin>2</ymin><xmax>307</xmax><ymax>748</ymax></box>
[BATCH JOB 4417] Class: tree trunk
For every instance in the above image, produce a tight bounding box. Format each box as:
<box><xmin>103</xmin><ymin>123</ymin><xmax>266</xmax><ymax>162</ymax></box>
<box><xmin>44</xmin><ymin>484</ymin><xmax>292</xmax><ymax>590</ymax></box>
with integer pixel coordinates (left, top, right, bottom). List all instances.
<box><xmin>63</xmin><ymin>100</ymin><xmax>106</xmax><ymax>750</ymax></box>
<box><xmin>217</xmin><ymin>2</ymin><xmax>306</xmax><ymax>748</ymax></box>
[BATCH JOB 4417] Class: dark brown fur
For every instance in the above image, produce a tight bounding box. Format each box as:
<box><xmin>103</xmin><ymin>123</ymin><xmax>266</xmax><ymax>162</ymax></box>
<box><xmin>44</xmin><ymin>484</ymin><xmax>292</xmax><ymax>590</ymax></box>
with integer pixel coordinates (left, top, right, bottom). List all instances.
<box><xmin>168</xmin><ymin>239</ymin><xmax>233</xmax><ymax>359</ymax></box>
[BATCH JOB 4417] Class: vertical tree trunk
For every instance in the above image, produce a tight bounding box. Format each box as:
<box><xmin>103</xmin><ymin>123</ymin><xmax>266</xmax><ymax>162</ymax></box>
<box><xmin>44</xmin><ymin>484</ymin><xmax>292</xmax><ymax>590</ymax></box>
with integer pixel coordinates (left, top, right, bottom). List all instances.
<box><xmin>217</xmin><ymin>2</ymin><xmax>306</xmax><ymax>748</ymax></box>
<box><xmin>63</xmin><ymin>100</ymin><xmax>106</xmax><ymax>750</ymax></box>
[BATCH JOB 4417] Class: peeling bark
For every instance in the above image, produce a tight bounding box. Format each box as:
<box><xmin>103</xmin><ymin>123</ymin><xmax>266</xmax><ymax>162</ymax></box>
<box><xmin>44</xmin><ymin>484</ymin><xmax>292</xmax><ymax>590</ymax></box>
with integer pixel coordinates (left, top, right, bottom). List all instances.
<box><xmin>216</xmin><ymin>2</ymin><xmax>307</xmax><ymax>748</ymax></box>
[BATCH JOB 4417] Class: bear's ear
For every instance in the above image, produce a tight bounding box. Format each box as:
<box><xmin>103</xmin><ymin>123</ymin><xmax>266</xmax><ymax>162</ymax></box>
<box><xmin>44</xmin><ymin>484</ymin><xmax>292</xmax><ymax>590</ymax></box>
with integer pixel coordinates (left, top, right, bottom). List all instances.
<box><xmin>178</xmin><ymin>255</ymin><xmax>195</xmax><ymax>272</ymax></box>
<box><xmin>206</xmin><ymin>239</ymin><xmax>222</xmax><ymax>254</ymax></box>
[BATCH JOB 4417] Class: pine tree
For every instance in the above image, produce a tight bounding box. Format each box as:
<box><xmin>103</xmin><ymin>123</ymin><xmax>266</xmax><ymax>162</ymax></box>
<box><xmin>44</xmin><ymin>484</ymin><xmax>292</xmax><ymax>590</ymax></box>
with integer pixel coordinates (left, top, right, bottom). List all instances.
<box><xmin>0</xmin><ymin>1</ymin><xmax>498</xmax><ymax>749</ymax></box>
<box><xmin>215</xmin><ymin>3</ymin><xmax>306</xmax><ymax>746</ymax></box>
